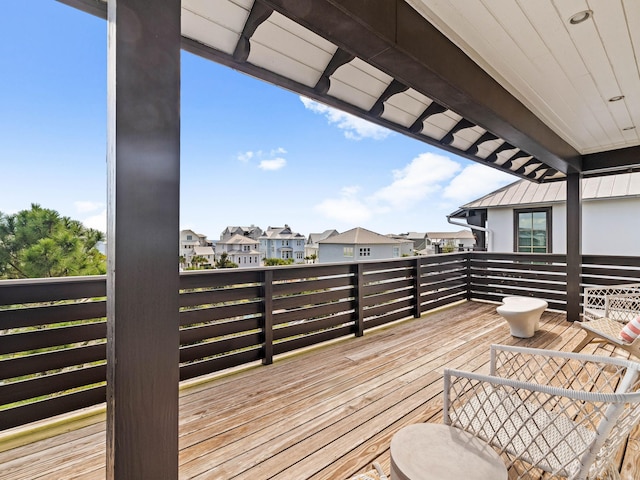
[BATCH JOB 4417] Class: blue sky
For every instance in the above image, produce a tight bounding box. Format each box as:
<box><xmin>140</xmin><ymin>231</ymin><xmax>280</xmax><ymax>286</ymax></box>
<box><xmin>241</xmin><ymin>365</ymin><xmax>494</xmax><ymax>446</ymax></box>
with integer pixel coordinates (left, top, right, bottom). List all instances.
<box><xmin>1</xmin><ymin>1</ymin><xmax>516</xmax><ymax>239</ymax></box>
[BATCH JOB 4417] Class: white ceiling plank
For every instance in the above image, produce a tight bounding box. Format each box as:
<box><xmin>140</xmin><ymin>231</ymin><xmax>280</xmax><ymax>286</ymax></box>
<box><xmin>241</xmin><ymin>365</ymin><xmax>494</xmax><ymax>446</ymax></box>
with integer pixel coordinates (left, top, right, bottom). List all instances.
<box><xmin>420</xmin><ymin>123</ymin><xmax>447</xmax><ymax>142</ymax></box>
<box><xmin>182</xmin><ymin>2</ymin><xmax>249</xmax><ymax>55</ymax></box>
<box><xmin>380</xmin><ymin>103</ymin><xmax>419</xmax><ymax>128</ymax></box>
<box><xmin>327</xmin><ymin>78</ymin><xmax>380</xmax><ymax>111</ymax></box>
<box><xmin>249</xmin><ymin>14</ymin><xmax>337</xmax><ymax>87</ymax></box>
<box><xmin>407</xmin><ymin>0</ymin><xmax>640</xmax><ymax>155</ymax></box>
<box><xmin>248</xmin><ymin>42</ymin><xmax>326</xmax><ymax>87</ymax></box>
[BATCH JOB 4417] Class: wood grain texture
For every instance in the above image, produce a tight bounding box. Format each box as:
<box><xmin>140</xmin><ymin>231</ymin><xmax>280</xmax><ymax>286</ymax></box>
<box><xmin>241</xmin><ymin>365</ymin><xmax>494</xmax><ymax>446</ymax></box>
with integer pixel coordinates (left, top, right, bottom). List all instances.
<box><xmin>2</xmin><ymin>300</ymin><xmax>636</xmax><ymax>479</ymax></box>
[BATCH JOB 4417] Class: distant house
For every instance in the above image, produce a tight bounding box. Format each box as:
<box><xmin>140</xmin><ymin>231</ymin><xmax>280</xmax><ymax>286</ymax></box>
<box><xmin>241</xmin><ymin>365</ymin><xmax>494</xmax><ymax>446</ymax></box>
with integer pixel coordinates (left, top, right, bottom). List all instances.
<box><xmin>220</xmin><ymin>225</ymin><xmax>263</xmax><ymax>242</ymax></box>
<box><xmin>317</xmin><ymin>227</ymin><xmax>413</xmax><ymax>263</ymax></box>
<box><xmin>426</xmin><ymin>230</ymin><xmax>475</xmax><ymax>251</ymax></box>
<box><xmin>259</xmin><ymin>225</ymin><xmax>306</xmax><ymax>262</ymax></box>
<box><xmin>401</xmin><ymin>232</ymin><xmax>429</xmax><ymax>251</ymax></box>
<box><xmin>180</xmin><ymin>229</ymin><xmax>213</xmax><ymax>268</ymax></box>
<box><xmin>215</xmin><ymin>234</ymin><xmax>261</xmax><ymax>268</ymax></box>
<box><xmin>305</xmin><ymin>229</ymin><xmax>339</xmax><ymax>261</ymax></box>
<box><xmin>192</xmin><ymin>245</ymin><xmax>215</xmax><ymax>267</ymax></box>
<box><xmin>448</xmin><ymin>173</ymin><xmax>640</xmax><ymax>255</ymax></box>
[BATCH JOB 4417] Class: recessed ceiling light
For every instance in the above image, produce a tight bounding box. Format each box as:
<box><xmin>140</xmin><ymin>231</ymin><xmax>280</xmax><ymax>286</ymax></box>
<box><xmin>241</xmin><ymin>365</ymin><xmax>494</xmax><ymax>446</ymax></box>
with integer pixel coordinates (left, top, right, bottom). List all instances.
<box><xmin>569</xmin><ymin>10</ymin><xmax>593</xmax><ymax>24</ymax></box>
<box><xmin>623</xmin><ymin>126</ymin><xmax>636</xmax><ymax>131</ymax></box>
<box><xmin>609</xmin><ymin>95</ymin><xmax>625</xmax><ymax>102</ymax></box>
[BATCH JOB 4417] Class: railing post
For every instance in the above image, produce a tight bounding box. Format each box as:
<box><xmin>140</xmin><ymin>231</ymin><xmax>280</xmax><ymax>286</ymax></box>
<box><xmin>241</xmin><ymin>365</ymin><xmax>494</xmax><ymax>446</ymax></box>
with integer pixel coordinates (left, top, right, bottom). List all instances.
<box><xmin>262</xmin><ymin>269</ymin><xmax>273</xmax><ymax>365</ymax></box>
<box><xmin>413</xmin><ymin>256</ymin><xmax>423</xmax><ymax>318</ymax></box>
<box><xmin>466</xmin><ymin>252</ymin><xmax>472</xmax><ymax>301</ymax></box>
<box><xmin>566</xmin><ymin>172</ymin><xmax>582</xmax><ymax>321</ymax></box>
<box><xmin>354</xmin><ymin>262</ymin><xmax>365</xmax><ymax>337</ymax></box>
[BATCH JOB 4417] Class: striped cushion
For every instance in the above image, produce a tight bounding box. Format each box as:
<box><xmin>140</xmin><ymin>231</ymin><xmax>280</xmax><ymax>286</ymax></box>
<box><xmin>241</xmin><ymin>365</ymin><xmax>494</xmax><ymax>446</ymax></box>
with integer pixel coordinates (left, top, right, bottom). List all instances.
<box><xmin>619</xmin><ymin>316</ymin><xmax>640</xmax><ymax>343</ymax></box>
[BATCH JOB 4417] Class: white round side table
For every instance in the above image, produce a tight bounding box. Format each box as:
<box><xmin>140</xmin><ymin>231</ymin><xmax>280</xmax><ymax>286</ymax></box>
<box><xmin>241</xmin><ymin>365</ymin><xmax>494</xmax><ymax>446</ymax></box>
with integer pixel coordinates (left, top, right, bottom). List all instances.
<box><xmin>390</xmin><ymin>423</ymin><xmax>507</xmax><ymax>480</ymax></box>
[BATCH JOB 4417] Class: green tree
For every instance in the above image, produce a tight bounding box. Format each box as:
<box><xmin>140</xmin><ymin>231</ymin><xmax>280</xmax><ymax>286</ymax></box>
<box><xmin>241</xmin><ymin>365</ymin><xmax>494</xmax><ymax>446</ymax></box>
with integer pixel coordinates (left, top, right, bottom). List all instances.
<box><xmin>0</xmin><ymin>204</ymin><xmax>106</xmax><ymax>279</ymax></box>
<box><xmin>215</xmin><ymin>252</ymin><xmax>238</xmax><ymax>269</ymax></box>
<box><xmin>190</xmin><ymin>255</ymin><xmax>209</xmax><ymax>269</ymax></box>
<box><xmin>264</xmin><ymin>257</ymin><xmax>294</xmax><ymax>266</ymax></box>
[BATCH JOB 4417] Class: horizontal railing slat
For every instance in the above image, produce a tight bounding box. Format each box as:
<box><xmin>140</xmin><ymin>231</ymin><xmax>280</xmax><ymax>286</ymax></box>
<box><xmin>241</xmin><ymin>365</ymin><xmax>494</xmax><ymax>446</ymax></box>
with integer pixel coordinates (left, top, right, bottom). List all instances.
<box><xmin>272</xmin><ymin>287</ymin><xmax>353</xmax><ymax>310</ymax></box>
<box><xmin>0</xmin><ymin>322</ymin><xmax>107</xmax><ymax>355</ymax></box>
<box><xmin>179</xmin><ymin>332</ymin><xmax>262</xmax><ymax>363</ymax></box>
<box><xmin>0</xmin><ymin>343</ymin><xmax>106</xmax><ymax>381</ymax></box>
<box><xmin>0</xmin><ymin>386</ymin><xmax>106</xmax><ymax>431</ymax></box>
<box><xmin>273</xmin><ymin>300</ymin><xmax>354</xmax><ymax>325</ymax></box>
<box><xmin>0</xmin><ymin>301</ymin><xmax>106</xmax><ymax>329</ymax></box>
<box><xmin>2</xmin><ymin>253</ymin><xmax>640</xmax><ymax>431</ymax></box>
<box><xmin>0</xmin><ymin>364</ymin><xmax>106</xmax><ymax>405</ymax></box>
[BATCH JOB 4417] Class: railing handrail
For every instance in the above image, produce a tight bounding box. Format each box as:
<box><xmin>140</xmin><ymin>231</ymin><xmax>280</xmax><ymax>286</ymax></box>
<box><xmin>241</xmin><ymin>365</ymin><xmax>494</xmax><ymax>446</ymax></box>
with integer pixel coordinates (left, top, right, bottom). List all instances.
<box><xmin>2</xmin><ymin>252</ymin><xmax>640</xmax><ymax>431</ymax></box>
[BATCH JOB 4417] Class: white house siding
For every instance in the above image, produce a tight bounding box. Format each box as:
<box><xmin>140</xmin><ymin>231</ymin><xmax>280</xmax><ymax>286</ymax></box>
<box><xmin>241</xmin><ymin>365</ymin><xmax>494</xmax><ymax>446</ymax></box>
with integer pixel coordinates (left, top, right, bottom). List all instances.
<box><xmin>486</xmin><ymin>208</ymin><xmax>513</xmax><ymax>252</ymax></box>
<box><xmin>319</xmin><ymin>243</ymin><xmax>412</xmax><ymax>263</ymax></box>
<box><xmin>486</xmin><ymin>198</ymin><xmax>640</xmax><ymax>255</ymax></box>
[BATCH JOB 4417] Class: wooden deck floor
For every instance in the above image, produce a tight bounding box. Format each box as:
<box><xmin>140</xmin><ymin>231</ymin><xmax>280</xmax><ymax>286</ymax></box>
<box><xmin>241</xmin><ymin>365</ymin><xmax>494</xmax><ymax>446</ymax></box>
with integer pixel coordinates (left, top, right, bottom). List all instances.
<box><xmin>2</xmin><ymin>300</ymin><xmax>639</xmax><ymax>479</ymax></box>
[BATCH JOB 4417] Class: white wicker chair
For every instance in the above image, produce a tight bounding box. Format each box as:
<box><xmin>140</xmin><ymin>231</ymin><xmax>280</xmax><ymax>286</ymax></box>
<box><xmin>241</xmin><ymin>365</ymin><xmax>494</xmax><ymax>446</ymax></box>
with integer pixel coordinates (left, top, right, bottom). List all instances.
<box><xmin>443</xmin><ymin>345</ymin><xmax>640</xmax><ymax>480</ymax></box>
<box><xmin>575</xmin><ymin>284</ymin><xmax>640</xmax><ymax>358</ymax></box>
<box><xmin>583</xmin><ymin>283</ymin><xmax>640</xmax><ymax>322</ymax></box>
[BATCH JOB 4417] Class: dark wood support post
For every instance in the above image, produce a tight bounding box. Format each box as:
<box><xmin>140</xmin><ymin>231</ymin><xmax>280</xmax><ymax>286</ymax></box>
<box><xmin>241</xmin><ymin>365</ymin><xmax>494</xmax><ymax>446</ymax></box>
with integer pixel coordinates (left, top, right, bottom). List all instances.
<box><xmin>262</xmin><ymin>269</ymin><xmax>274</xmax><ymax>365</ymax></box>
<box><xmin>566</xmin><ymin>172</ymin><xmax>582</xmax><ymax>322</ymax></box>
<box><xmin>465</xmin><ymin>252</ymin><xmax>472</xmax><ymax>301</ymax></box>
<box><xmin>413</xmin><ymin>257</ymin><xmax>423</xmax><ymax>318</ymax></box>
<box><xmin>106</xmin><ymin>0</ymin><xmax>181</xmax><ymax>478</ymax></box>
<box><xmin>354</xmin><ymin>263</ymin><xmax>365</xmax><ymax>337</ymax></box>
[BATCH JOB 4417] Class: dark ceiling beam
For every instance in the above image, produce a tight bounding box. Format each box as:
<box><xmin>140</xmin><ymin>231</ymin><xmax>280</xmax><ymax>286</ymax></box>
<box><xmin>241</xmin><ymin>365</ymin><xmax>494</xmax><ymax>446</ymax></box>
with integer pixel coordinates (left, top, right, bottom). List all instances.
<box><xmin>409</xmin><ymin>101</ymin><xmax>447</xmax><ymax>134</ymax></box>
<box><xmin>484</xmin><ymin>142</ymin><xmax>516</xmax><ymax>164</ymax></box>
<box><xmin>370</xmin><ymin>79</ymin><xmax>409</xmax><ymax>117</ymax></box>
<box><xmin>260</xmin><ymin>0</ymin><xmax>582</xmax><ymax>175</ymax></box>
<box><xmin>582</xmin><ymin>145</ymin><xmax>640</xmax><ymax>174</ymax></box>
<box><xmin>56</xmin><ymin>0</ymin><xmax>106</xmax><ymax>18</ymax></box>
<box><xmin>314</xmin><ymin>48</ymin><xmax>355</xmax><ymax>94</ymax></box>
<box><xmin>233</xmin><ymin>2</ymin><xmax>273</xmax><ymax>62</ymax></box>
<box><xmin>181</xmin><ymin>38</ymin><xmax>546</xmax><ymax>184</ymax></box>
<box><xmin>465</xmin><ymin>131</ymin><xmax>498</xmax><ymax>156</ymax></box>
<box><xmin>440</xmin><ymin>119</ymin><xmax>475</xmax><ymax>146</ymax></box>
<box><xmin>59</xmin><ymin>0</ymin><xmax>560</xmax><ymax>184</ymax></box>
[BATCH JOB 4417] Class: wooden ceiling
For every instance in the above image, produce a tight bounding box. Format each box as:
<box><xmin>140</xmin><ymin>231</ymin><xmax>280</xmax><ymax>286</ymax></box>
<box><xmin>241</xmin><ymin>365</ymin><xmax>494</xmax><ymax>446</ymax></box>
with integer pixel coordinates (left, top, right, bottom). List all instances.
<box><xmin>62</xmin><ymin>0</ymin><xmax>640</xmax><ymax>182</ymax></box>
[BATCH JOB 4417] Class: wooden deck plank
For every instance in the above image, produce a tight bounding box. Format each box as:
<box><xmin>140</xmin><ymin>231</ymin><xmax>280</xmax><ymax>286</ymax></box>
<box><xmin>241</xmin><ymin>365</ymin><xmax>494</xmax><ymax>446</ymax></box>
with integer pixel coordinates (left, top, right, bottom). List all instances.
<box><xmin>1</xmin><ymin>301</ymin><xmax>638</xmax><ymax>480</ymax></box>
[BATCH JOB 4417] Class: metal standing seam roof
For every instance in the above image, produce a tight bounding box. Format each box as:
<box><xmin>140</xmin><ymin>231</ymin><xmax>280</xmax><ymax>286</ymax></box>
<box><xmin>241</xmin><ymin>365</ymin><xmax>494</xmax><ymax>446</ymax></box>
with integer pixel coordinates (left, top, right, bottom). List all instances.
<box><xmin>461</xmin><ymin>172</ymin><xmax>640</xmax><ymax>209</ymax></box>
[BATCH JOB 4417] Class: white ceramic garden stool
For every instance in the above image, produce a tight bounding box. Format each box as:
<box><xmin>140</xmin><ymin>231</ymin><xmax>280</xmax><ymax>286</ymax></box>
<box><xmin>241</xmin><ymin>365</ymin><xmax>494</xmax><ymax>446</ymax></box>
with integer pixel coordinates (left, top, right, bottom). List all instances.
<box><xmin>497</xmin><ymin>296</ymin><xmax>548</xmax><ymax>338</ymax></box>
<box><xmin>390</xmin><ymin>423</ymin><xmax>507</xmax><ymax>480</ymax></box>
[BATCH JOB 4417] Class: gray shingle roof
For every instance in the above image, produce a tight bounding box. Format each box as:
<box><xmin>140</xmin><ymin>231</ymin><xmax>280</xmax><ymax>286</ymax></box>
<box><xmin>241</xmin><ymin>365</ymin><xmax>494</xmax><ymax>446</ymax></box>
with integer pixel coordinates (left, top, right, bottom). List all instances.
<box><xmin>318</xmin><ymin>227</ymin><xmax>412</xmax><ymax>245</ymax></box>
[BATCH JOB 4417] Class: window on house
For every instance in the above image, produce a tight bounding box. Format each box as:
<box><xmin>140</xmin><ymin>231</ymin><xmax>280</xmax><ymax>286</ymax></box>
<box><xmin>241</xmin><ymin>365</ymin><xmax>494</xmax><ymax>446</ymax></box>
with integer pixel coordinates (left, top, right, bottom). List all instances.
<box><xmin>515</xmin><ymin>207</ymin><xmax>551</xmax><ymax>253</ymax></box>
<box><xmin>343</xmin><ymin>247</ymin><xmax>354</xmax><ymax>257</ymax></box>
<box><xmin>359</xmin><ymin>247</ymin><xmax>371</xmax><ymax>257</ymax></box>
<box><xmin>393</xmin><ymin>247</ymin><xmax>400</xmax><ymax>257</ymax></box>
<box><xmin>186</xmin><ymin>235</ymin><xmax>192</xmax><ymax>240</ymax></box>
<box><xmin>296</xmin><ymin>252</ymin><xmax>303</xmax><ymax>259</ymax></box>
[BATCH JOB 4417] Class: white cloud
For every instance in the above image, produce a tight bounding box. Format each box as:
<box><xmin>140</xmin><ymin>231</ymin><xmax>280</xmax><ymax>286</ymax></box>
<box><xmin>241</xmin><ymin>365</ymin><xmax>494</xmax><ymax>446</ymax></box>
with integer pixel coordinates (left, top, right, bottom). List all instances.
<box><xmin>271</xmin><ymin>147</ymin><xmax>287</xmax><ymax>155</ymax></box>
<box><xmin>237</xmin><ymin>151</ymin><xmax>254</xmax><ymax>163</ymax></box>
<box><xmin>370</xmin><ymin>153</ymin><xmax>461</xmax><ymax>209</ymax></box>
<box><xmin>83</xmin><ymin>209</ymin><xmax>107</xmax><ymax>233</ymax></box>
<box><xmin>259</xmin><ymin>158</ymin><xmax>287</xmax><ymax>171</ymax></box>
<box><xmin>314</xmin><ymin>195</ymin><xmax>372</xmax><ymax>224</ymax></box>
<box><xmin>300</xmin><ymin>96</ymin><xmax>391</xmax><ymax>141</ymax></box>
<box><xmin>443</xmin><ymin>163</ymin><xmax>515</xmax><ymax>205</ymax></box>
<box><xmin>74</xmin><ymin>201</ymin><xmax>104</xmax><ymax>213</ymax></box>
<box><xmin>314</xmin><ymin>153</ymin><xmax>467</xmax><ymax>225</ymax></box>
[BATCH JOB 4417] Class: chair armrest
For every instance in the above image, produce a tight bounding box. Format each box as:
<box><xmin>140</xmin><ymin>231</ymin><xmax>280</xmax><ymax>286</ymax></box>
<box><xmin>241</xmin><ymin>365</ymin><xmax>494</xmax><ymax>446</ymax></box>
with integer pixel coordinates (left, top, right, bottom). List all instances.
<box><xmin>604</xmin><ymin>293</ymin><xmax>640</xmax><ymax>323</ymax></box>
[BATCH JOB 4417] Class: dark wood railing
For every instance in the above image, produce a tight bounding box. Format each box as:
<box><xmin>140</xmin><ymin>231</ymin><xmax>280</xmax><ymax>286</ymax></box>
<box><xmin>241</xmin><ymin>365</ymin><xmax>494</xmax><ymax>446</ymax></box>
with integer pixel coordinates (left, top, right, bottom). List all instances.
<box><xmin>2</xmin><ymin>252</ymin><xmax>639</xmax><ymax>431</ymax></box>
